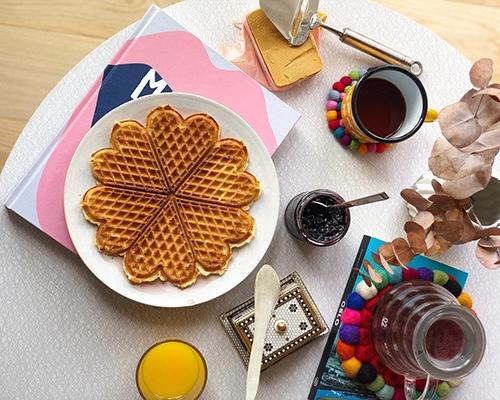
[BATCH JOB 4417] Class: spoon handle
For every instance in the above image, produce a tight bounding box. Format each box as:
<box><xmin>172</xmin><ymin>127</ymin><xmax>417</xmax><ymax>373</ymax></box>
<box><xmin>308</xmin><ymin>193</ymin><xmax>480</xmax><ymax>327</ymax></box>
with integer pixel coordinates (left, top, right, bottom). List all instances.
<box><xmin>245</xmin><ymin>265</ymin><xmax>280</xmax><ymax>400</ymax></box>
<box><xmin>335</xmin><ymin>192</ymin><xmax>389</xmax><ymax>208</ymax></box>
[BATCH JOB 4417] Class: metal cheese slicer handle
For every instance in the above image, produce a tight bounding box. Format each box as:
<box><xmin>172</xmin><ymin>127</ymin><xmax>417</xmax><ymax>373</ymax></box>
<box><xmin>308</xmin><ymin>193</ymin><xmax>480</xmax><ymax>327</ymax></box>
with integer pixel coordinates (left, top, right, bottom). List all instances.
<box><xmin>309</xmin><ymin>14</ymin><xmax>423</xmax><ymax>76</ymax></box>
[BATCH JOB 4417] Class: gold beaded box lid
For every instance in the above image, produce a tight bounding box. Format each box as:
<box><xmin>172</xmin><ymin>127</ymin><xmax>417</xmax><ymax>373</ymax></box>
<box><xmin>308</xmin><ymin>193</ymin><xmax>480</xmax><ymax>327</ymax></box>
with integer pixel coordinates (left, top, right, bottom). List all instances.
<box><xmin>219</xmin><ymin>271</ymin><xmax>329</xmax><ymax>371</ymax></box>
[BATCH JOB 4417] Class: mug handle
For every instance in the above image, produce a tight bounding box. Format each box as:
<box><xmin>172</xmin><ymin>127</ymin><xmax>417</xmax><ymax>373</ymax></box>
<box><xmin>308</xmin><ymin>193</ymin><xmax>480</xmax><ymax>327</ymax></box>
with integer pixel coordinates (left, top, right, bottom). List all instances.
<box><xmin>404</xmin><ymin>375</ymin><xmax>438</xmax><ymax>400</ymax></box>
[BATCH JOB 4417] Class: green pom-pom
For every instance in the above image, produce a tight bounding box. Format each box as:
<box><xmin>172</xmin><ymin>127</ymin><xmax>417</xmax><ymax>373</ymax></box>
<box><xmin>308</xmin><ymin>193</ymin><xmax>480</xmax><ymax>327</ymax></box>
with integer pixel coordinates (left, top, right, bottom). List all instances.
<box><xmin>433</xmin><ymin>270</ymin><xmax>449</xmax><ymax>286</ymax></box>
<box><xmin>437</xmin><ymin>382</ymin><xmax>451</xmax><ymax>397</ymax></box>
<box><xmin>348</xmin><ymin>70</ymin><xmax>360</xmax><ymax>81</ymax></box>
<box><xmin>373</xmin><ymin>269</ymin><xmax>389</xmax><ymax>290</ymax></box>
<box><xmin>349</xmin><ymin>138</ymin><xmax>360</xmax><ymax>152</ymax></box>
<box><xmin>365</xmin><ymin>374</ymin><xmax>385</xmax><ymax>392</ymax></box>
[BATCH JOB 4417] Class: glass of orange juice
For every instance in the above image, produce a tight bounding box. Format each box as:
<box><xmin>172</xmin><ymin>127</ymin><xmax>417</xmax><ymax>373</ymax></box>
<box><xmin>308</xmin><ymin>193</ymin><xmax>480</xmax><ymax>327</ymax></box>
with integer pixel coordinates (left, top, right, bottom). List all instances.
<box><xmin>136</xmin><ymin>338</ymin><xmax>207</xmax><ymax>400</ymax></box>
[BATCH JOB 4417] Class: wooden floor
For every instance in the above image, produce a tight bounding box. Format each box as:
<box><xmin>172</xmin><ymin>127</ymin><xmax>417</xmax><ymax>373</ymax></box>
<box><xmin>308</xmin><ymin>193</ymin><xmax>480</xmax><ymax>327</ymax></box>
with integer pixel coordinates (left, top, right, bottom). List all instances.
<box><xmin>1</xmin><ymin>0</ymin><xmax>499</xmax><ymax>172</ymax></box>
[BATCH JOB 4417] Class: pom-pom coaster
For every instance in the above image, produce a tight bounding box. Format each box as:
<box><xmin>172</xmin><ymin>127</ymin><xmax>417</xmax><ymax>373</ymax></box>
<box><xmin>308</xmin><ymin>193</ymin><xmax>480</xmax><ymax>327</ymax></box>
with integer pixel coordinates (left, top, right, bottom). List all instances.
<box><xmin>337</xmin><ymin>267</ymin><xmax>473</xmax><ymax>399</ymax></box>
<box><xmin>326</xmin><ymin>69</ymin><xmax>392</xmax><ymax>155</ymax></box>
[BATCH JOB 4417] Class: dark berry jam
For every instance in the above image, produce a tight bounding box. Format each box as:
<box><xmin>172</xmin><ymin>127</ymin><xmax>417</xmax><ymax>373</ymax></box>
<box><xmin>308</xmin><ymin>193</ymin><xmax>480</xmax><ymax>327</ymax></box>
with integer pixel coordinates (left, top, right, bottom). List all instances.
<box><xmin>301</xmin><ymin>196</ymin><xmax>347</xmax><ymax>242</ymax></box>
<box><xmin>284</xmin><ymin>190</ymin><xmax>350</xmax><ymax>246</ymax></box>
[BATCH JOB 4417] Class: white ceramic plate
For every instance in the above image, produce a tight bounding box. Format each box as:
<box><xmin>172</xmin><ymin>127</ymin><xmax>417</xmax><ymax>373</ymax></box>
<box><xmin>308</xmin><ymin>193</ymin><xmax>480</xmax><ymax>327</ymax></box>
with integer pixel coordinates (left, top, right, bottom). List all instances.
<box><xmin>64</xmin><ymin>93</ymin><xmax>279</xmax><ymax>307</ymax></box>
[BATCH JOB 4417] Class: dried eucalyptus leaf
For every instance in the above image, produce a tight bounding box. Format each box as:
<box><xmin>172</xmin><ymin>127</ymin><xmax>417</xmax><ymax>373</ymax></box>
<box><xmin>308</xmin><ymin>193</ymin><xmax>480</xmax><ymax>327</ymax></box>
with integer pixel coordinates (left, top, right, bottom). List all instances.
<box><xmin>377</xmin><ymin>243</ymin><xmax>401</xmax><ymax>266</ymax></box>
<box><xmin>425</xmin><ymin>236</ymin><xmax>441</xmax><ymax>256</ymax></box>
<box><xmin>438</xmin><ymin>102</ymin><xmax>481</xmax><ymax>148</ymax></box>
<box><xmin>476</xmin><ymin>239</ymin><xmax>500</xmax><ymax>269</ymax></box>
<box><xmin>460</xmin><ymin>127</ymin><xmax>500</xmax><ymax>159</ymax></box>
<box><xmin>404</xmin><ymin>220</ymin><xmax>426</xmax><ymax>237</ymax></box>
<box><xmin>431</xmin><ymin>179</ymin><xmax>446</xmax><ymax>194</ymax></box>
<box><xmin>400</xmin><ymin>188</ymin><xmax>432</xmax><ymax>211</ymax></box>
<box><xmin>478</xmin><ymin>235</ymin><xmax>500</xmax><ymax>248</ymax></box>
<box><xmin>371</xmin><ymin>251</ymin><xmax>381</xmax><ymax>266</ymax></box>
<box><xmin>433</xmin><ymin>220</ymin><xmax>464</xmax><ymax>243</ymax></box>
<box><xmin>407</xmin><ymin>231</ymin><xmax>427</xmax><ymax>254</ymax></box>
<box><xmin>445</xmin><ymin>207</ymin><xmax>464</xmax><ymax>222</ymax></box>
<box><xmin>362</xmin><ymin>259</ymin><xmax>383</xmax><ymax>283</ymax></box>
<box><xmin>413</xmin><ymin>210</ymin><xmax>435</xmax><ymax>230</ymax></box>
<box><xmin>460</xmin><ymin>213</ymin><xmax>476</xmax><ymax>243</ymax></box>
<box><xmin>474</xmin><ymin>94</ymin><xmax>500</xmax><ymax>127</ymax></box>
<box><xmin>429</xmin><ymin>194</ymin><xmax>456</xmax><ymax>211</ymax></box>
<box><xmin>391</xmin><ymin>237</ymin><xmax>414</xmax><ymax>265</ymax></box>
<box><xmin>469</xmin><ymin>58</ymin><xmax>493</xmax><ymax>89</ymax></box>
<box><xmin>435</xmin><ymin>235</ymin><xmax>454</xmax><ymax>253</ymax></box>
<box><xmin>441</xmin><ymin>163</ymin><xmax>493</xmax><ymax>198</ymax></box>
<box><xmin>429</xmin><ymin>138</ymin><xmax>486</xmax><ymax>181</ymax></box>
<box><xmin>474</xmin><ymin>227</ymin><xmax>500</xmax><ymax>240</ymax></box>
<box><xmin>474</xmin><ymin>86</ymin><xmax>500</xmax><ymax>103</ymax></box>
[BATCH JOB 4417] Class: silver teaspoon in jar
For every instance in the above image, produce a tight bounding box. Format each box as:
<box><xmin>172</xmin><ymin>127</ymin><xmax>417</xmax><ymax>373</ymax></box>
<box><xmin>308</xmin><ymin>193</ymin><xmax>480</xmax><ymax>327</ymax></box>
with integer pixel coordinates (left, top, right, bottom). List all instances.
<box><xmin>310</xmin><ymin>192</ymin><xmax>389</xmax><ymax>210</ymax></box>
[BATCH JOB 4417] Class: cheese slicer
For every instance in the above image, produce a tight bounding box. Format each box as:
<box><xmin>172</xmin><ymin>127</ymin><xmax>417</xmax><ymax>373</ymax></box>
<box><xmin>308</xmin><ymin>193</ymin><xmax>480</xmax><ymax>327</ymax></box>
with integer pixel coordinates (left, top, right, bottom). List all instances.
<box><xmin>259</xmin><ymin>0</ymin><xmax>423</xmax><ymax>75</ymax></box>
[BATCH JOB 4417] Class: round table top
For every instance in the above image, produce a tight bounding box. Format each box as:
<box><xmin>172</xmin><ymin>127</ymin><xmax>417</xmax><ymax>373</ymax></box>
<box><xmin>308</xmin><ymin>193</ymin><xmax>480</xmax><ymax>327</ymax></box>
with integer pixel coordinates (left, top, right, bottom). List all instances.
<box><xmin>1</xmin><ymin>0</ymin><xmax>498</xmax><ymax>398</ymax></box>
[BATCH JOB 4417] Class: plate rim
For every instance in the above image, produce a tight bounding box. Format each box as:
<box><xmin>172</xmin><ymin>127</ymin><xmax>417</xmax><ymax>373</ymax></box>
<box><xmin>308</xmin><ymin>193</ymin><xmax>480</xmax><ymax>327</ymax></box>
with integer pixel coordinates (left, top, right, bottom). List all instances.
<box><xmin>63</xmin><ymin>92</ymin><xmax>279</xmax><ymax>307</ymax></box>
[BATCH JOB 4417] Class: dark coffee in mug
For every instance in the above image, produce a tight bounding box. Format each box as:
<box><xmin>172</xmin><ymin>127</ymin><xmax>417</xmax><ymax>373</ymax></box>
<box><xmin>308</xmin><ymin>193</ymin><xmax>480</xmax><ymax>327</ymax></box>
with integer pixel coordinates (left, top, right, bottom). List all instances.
<box><xmin>355</xmin><ymin>78</ymin><xmax>406</xmax><ymax>138</ymax></box>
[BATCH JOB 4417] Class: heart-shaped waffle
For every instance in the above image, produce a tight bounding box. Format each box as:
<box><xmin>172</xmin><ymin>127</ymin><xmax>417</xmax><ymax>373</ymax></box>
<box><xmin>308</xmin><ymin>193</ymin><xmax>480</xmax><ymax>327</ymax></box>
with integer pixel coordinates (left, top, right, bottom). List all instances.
<box><xmin>81</xmin><ymin>104</ymin><xmax>261</xmax><ymax>288</ymax></box>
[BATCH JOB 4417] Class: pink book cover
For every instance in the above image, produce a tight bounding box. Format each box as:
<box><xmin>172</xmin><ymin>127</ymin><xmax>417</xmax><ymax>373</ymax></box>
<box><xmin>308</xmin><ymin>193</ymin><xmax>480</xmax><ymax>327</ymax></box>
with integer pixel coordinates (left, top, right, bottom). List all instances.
<box><xmin>4</xmin><ymin>4</ymin><xmax>300</xmax><ymax>252</ymax></box>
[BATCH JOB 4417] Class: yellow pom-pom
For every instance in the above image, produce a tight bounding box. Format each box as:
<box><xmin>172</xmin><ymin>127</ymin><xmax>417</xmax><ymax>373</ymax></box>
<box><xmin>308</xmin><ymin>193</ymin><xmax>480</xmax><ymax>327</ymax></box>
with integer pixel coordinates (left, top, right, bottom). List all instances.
<box><xmin>457</xmin><ymin>292</ymin><xmax>473</xmax><ymax>309</ymax></box>
<box><xmin>326</xmin><ymin>110</ymin><xmax>338</xmax><ymax>121</ymax></box>
<box><xmin>342</xmin><ymin>356</ymin><xmax>362</xmax><ymax>377</ymax></box>
<box><xmin>425</xmin><ymin>108</ymin><xmax>439</xmax><ymax>122</ymax></box>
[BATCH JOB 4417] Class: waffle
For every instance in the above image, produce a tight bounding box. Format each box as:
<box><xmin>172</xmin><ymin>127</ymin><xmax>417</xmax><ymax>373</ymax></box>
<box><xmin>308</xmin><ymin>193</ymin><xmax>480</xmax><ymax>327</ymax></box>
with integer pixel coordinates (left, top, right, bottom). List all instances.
<box><xmin>81</xmin><ymin>104</ymin><xmax>261</xmax><ymax>288</ymax></box>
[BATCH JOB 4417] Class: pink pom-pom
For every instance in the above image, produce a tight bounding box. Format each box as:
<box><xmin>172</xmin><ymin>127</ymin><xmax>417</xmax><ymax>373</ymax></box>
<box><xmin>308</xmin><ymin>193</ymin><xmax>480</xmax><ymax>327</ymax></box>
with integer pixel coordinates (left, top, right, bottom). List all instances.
<box><xmin>341</xmin><ymin>309</ymin><xmax>361</xmax><ymax>325</ymax></box>
<box><xmin>326</xmin><ymin>100</ymin><xmax>338</xmax><ymax>110</ymax></box>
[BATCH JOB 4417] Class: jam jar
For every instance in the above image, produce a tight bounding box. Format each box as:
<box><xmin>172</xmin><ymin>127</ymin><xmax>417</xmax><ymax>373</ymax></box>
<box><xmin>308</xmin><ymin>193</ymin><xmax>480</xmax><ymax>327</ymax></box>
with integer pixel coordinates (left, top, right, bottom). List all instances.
<box><xmin>284</xmin><ymin>189</ymin><xmax>350</xmax><ymax>246</ymax></box>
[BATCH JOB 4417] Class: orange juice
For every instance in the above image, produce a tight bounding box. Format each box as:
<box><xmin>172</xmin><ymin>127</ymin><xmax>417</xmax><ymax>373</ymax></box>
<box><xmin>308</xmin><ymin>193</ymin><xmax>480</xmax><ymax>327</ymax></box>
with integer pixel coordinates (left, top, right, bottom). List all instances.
<box><xmin>136</xmin><ymin>339</ymin><xmax>207</xmax><ymax>400</ymax></box>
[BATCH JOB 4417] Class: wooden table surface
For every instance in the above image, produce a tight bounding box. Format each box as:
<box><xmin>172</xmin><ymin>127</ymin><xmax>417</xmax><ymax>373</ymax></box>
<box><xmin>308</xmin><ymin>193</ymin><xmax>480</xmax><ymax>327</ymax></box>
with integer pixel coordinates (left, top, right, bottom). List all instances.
<box><xmin>1</xmin><ymin>0</ymin><xmax>499</xmax><ymax>172</ymax></box>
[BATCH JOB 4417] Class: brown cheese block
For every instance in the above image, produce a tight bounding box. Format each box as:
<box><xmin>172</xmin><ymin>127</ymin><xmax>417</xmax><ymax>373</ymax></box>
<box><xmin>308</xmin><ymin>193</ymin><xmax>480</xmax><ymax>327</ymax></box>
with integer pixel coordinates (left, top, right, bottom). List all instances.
<box><xmin>245</xmin><ymin>8</ymin><xmax>323</xmax><ymax>90</ymax></box>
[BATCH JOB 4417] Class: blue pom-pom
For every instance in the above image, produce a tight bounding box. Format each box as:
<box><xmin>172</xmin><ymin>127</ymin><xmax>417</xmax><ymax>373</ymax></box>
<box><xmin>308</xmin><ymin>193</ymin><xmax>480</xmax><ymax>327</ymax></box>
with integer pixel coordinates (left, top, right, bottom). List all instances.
<box><xmin>358</xmin><ymin>69</ymin><xmax>368</xmax><ymax>77</ymax></box>
<box><xmin>346</xmin><ymin>292</ymin><xmax>365</xmax><ymax>311</ymax></box>
<box><xmin>417</xmin><ymin>267</ymin><xmax>434</xmax><ymax>281</ymax></box>
<box><xmin>339</xmin><ymin>324</ymin><xmax>360</xmax><ymax>344</ymax></box>
<box><xmin>387</xmin><ymin>267</ymin><xmax>402</xmax><ymax>284</ymax></box>
<box><xmin>333</xmin><ymin>127</ymin><xmax>345</xmax><ymax>140</ymax></box>
<box><xmin>328</xmin><ymin>90</ymin><xmax>341</xmax><ymax>101</ymax></box>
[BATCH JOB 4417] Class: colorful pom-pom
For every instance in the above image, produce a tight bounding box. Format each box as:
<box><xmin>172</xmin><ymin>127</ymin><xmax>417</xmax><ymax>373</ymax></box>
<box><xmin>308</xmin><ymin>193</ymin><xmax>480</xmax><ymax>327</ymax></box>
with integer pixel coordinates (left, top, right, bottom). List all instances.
<box><xmin>342</xmin><ymin>357</ymin><xmax>362</xmax><ymax>377</ymax></box>
<box><xmin>358</xmin><ymin>328</ymin><xmax>371</xmax><ymax>345</ymax></box>
<box><xmin>359</xmin><ymin>308</ymin><xmax>372</xmax><ymax>328</ymax></box>
<box><xmin>457</xmin><ymin>292</ymin><xmax>473</xmax><ymax>309</ymax></box>
<box><xmin>387</xmin><ymin>267</ymin><xmax>403</xmax><ymax>284</ymax></box>
<box><xmin>333</xmin><ymin>127</ymin><xmax>345</xmax><ymax>140</ymax></box>
<box><xmin>357</xmin><ymin>143</ymin><xmax>368</xmax><ymax>154</ymax></box>
<box><xmin>328</xmin><ymin>119</ymin><xmax>340</xmax><ymax>130</ymax></box>
<box><xmin>373</xmin><ymin>269</ymin><xmax>389</xmax><ymax>290</ymax></box>
<box><xmin>332</xmin><ymin>82</ymin><xmax>345</xmax><ymax>92</ymax></box>
<box><xmin>349</xmin><ymin>138</ymin><xmax>360</xmax><ymax>152</ymax></box>
<box><xmin>375</xmin><ymin>384</ymin><xmax>395</xmax><ymax>400</ymax></box>
<box><xmin>346</xmin><ymin>292</ymin><xmax>365</xmax><ymax>311</ymax></box>
<box><xmin>433</xmin><ymin>270</ymin><xmax>449</xmax><ymax>286</ymax></box>
<box><xmin>348</xmin><ymin>70</ymin><xmax>360</xmax><ymax>81</ymax></box>
<box><xmin>358</xmin><ymin>68</ymin><xmax>368</xmax><ymax>77</ymax></box>
<box><xmin>355</xmin><ymin>280</ymin><xmax>378</xmax><ymax>300</ymax></box>
<box><xmin>326</xmin><ymin>110</ymin><xmax>338</xmax><ymax>121</ymax></box>
<box><xmin>339</xmin><ymin>325</ymin><xmax>360</xmax><ymax>344</ymax></box>
<box><xmin>326</xmin><ymin>100</ymin><xmax>338</xmax><ymax>110</ymax></box>
<box><xmin>443</xmin><ymin>279</ymin><xmax>462</xmax><ymax>297</ymax></box>
<box><xmin>392</xmin><ymin>387</ymin><xmax>406</xmax><ymax>400</ymax></box>
<box><xmin>336</xmin><ymin>339</ymin><xmax>356</xmax><ymax>360</ymax></box>
<box><xmin>383</xmin><ymin>369</ymin><xmax>404</xmax><ymax>387</ymax></box>
<box><xmin>357</xmin><ymin>363</ymin><xmax>378</xmax><ymax>384</ymax></box>
<box><xmin>340</xmin><ymin>76</ymin><xmax>353</xmax><ymax>86</ymax></box>
<box><xmin>376</xmin><ymin>143</ymin><xmax>386</xmax><ymax>153</ymax></box>
<box><xmin>447</xmin><ymin>379</ymin><xmax>464</xmax><ymax>388</ymax></box>
<box><xmin>365</xmin><ymin>374</ymin><xmax>385</xmax><ymax>392</ymax></box>
<box><xmin>417</xmin><ymin>267</ymin><xmax>434</xmax><ymax>281</ymax></box>
<box><xmin>370</xmin><ymin>356</ymin><xmax>387</xmax><ymax>374</ymax></box>
<box><xmin>402</xmin><ymin>267</ymin><xmax>420</xmax><ymax>281</ymax></box>
<box><xmin>437</xmin><ymin>382</ymin><xmax>451</xmax><ymax>397</ymax></box>
<box><xmin>328</xmin><ymin>90</ymin><xmax>341</xmax><ymax>101</ymax></box>
<box><xmin>340</xmin><ymin>134</ymin><xmax>352</xmax><ymax>146</ymax></box>
<box><xmin>367</xmin><ymin>143</ymin><xmax>377</xmax><ymax>153</ymax></box>
<box><xmin>341</xmin><ymin>309</ymin><xmax>361</xmax><ymax>326</ymax></box>
<box><xmin>355</xmin><ymin>344</ymin><xmax>376</xmax><ymax>363</ymax></box>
